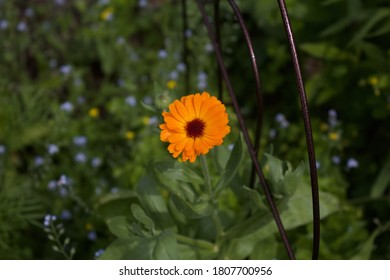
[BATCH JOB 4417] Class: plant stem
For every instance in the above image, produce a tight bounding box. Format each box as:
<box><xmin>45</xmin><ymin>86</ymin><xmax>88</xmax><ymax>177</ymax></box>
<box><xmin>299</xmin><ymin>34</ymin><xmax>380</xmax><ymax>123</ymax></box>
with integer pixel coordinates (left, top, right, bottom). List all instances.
<box><xmin>176</xmin><ymin>234</ymin><xmax>215</xmax><ymax>251</ymax></box>
<box><xmin>199</xmin><ymin>154</ymin><xmax>224</xmax><ymax>248</ymax></box>
<box><xmin>200</xmin><ymin>154</ymin><xmax>212</xmax><ymax>196</ymax></box>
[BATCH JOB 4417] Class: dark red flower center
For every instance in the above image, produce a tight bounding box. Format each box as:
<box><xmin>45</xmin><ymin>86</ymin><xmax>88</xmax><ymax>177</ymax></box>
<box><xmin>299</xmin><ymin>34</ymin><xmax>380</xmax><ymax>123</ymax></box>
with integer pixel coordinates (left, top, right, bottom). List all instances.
<box><xmin>186</xmin><ymin>118</ymin><xmax>206</xmax><ymax>138</ymax></box>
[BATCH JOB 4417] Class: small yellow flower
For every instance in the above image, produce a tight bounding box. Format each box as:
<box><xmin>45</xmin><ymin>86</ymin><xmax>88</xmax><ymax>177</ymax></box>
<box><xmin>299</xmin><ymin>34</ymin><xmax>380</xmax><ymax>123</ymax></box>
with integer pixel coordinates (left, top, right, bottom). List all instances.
<box><xmin>85</xmin><ymin>223</ymin><xmax>93</xmax><ymax>231</ymax></box>
<box><xmin>142</xmin><ymin>116</ymin><xmax>150</xmax><ymax>126</ymax></box>
<box><xmin>167</xmin><ymin>80</ymin><xmax>177</xmax><ymax>90</ymax></box>
<box><xmin>368</xmin><ymin>76</ymin><xmax>379</xmax><ymax>86</ymax></box>
<box><xmin>100</xmin><ymin>7</ymin><xmax>113</xmax><ymax>21</ymax></box>
<box><xmin>328</xmin><ymin>132</ymin><xmax>340</xmax><ymax>141</ymax></box>
<box><xmin>89</xmin><ymin>107</ymin><xmax>100</xmax><ymax>118</ymax></box>
<box><xmin>160</xmin><ymin>92</ymin><xmax>230</xmax><ymax>162</ymax></box>
<box><xmin>125</xmin><ymin>131</ymin><xmax>135</xmax><ymax>140</ymax></box>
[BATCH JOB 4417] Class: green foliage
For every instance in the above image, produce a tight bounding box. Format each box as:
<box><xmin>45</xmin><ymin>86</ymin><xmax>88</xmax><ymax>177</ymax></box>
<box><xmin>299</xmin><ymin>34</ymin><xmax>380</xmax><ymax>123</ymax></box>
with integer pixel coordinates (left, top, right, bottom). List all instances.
<box><xmin>0</xmin><ymin>0</ymin><xmax>388</xmax><ymax>259</ymax></box>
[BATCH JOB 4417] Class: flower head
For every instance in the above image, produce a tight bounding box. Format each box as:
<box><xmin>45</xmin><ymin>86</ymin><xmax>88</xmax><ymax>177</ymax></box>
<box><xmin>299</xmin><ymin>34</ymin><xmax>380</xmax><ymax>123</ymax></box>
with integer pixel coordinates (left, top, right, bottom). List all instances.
<box><xmin>89</xmin><ymin>107</ymin><xmax>100</xmax><ymax>118</ymax></box>
<box><xmin>160</xmin><ymin>92</ymin><xmax>230</xmax><ymax>162</ymax></box>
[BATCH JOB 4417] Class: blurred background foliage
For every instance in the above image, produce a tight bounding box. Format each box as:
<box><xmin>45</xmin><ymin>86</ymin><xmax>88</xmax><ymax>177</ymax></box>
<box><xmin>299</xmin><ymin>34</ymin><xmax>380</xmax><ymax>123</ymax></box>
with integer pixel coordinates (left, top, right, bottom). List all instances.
<box><xmin>0</xmin><ymin>0</ymin><xmax>389</xmax><ymax>259</ymax></box>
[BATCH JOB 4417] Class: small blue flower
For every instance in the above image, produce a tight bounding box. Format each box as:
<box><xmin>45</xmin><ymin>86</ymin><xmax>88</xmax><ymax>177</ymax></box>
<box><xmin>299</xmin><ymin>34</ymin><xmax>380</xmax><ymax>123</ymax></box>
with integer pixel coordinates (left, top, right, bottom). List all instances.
<box><xmin>347</xmin><ymin>158</ymin><xmax>359</xmax><ymax>169</ymax></box>
<box><xmin>91</xmin><ymin>157</ymin><xmax>102</xmax><ymax>168</ymax></box>
<box><xmin>148</xmin><ymin>116</ymin><xmax>158</xmax><ymax>125</ymax></box>
<box><xmin>169</xmin><ymin>71</ymin><xmax>178</xmax><ymax>80</ymax></box>
<box><xmin>110</xmin><ymin>187</ymin><xmax>119</xmax><ymax>193</ymax></box>
<box><xmin>25</xmin><ymin>8</ymin><xmax>34</xmax><ymax>17</ymax></box>
<box><xmin>60</xmin><ymin>101</ymin><xmax>74</xmax><ymax>112</ymax></box>
<box><xmin>55</xmin><ymin>0</ymin><xmax>65</xmax><ymax>6</ymax></box>
<box><xmin>57</xmin><ymin>174</ymin><xmax>70</xmax><ymax>186</ymax></box>
<box><xmin>275</xmin><ymin>113</ymin><xmax>286</xmax><ymax>123</ymax></box>
<box><xmin>34</xmin><ymin>156</ymin><xmax>44</xmax><ymax>167</ymax></box>
<box><xmin>138</xmin><ymin>0</ymin><xmax>148</xmax><ymax>8</ymax></box>
<box><xmin>143</xmin><ymin>95</ymin><xmax>153</xmax><ymax>105</ymax></box>
<box><xmin>43</xmin><ymin>214</ymin><xmax>57</xmax><ymax>227</ymax></box>
<box><xmin>275</xmin><ymin>113</ymin><xmax>289</xmax><ymax>128</ymax></box>
<box><xmin>0</xmin><ymin>19</ymin><xmax>9</xmax><ymax>30</ymax></box>
<box><xmin>88</xmin><ymin>231</ymin><xmax>97</xmax><ymax>241</ymax></box>
<box><xmin>47</xmin><ymin>180</ymin><xmax>57</xmax><ymax>190</ymax></box>
<box><xmin>59</xmin><ymin>64</ymin><xmax>72</xmax><ymax>75</ymax></box>
<box><xmin>48</xmin><ymin>144</ymin><xmax>59</xmax><ymax>155</ymax></box>
<box><xmin>316</xmin><ymin>161</ymin><xmax>321</xmax><ymax>169</ymax></box>
<box><xmin>0</xmin><ymin>145</ymin><xmax>6</xmax><ymax>154</ymax></box>
<box><xmin>17</xmin><ymin>21</ymin><xmax>27</xmax><ymax>32</ymax></box>
<box><xmin>158</xmin><ymin>49</ymin><xmax>168</xmax><ymax>59</ymax></box>
<box><xmin>75</xmin><ymin>152</ymin><xmax>87</xmax><ymax>163</ymax></box>
<box><xmin>94</xmin><ymin>249</ymin><xmax>105</xmax><ymax>258</ymax></box>
<box><xmin>125</xmin><ymin>96</ymin><xmax>137</xmax><ymax>107</ymax></box>
<box><xmin>185</xmin><ymin>28</ymin><xmax>193</xmax><ymax>38</ymax></box>
<box><xmin>328</xmin><ymin>109</ymin><xmax>338</xmax><ymax>127</ymax></box>
<box><xmin>73</xmin><ymin>136</ymin><xmax>87</xmax><ymax>146</ymax></box>
<box><xmin>331</xmin><ymin>155</ymin><xmax>341</xmax><ymax>165</ymax></box>
<box><xmin>177</xmin><ymin>62</ymin><xmax>186</xmax><ymax>72</ymax></box>
<box><xmin>268</xmin><ymin>128</ymin><xmax>277</xmax><ymax>139</ymax></box>
<box><xmin>60</xmin><ymin>209</ymin><xmax>72</xmax><ymax>220</ymax></box>
<box><xmin>197</xmin><ymin>71</ymin><xmax>208</xmax><ymax>81</ymax></box>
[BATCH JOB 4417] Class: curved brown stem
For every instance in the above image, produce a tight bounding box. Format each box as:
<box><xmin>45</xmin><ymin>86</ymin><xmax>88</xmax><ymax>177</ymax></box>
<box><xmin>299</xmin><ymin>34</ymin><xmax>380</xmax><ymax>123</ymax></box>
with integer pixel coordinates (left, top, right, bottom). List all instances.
<box><xmin>227</xmin><ymin>0</ymin><xmax>264</xmax><ymax>190</ymax></box>
<box><xmin>277</xmin><ymin>0</ymin><xmax>320</xmax><ymax>260</ymax></box>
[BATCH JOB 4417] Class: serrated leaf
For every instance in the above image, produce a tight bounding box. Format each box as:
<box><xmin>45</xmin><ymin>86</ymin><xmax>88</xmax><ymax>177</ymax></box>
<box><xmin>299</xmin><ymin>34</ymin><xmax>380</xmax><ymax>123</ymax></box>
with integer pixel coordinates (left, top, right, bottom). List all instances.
<box><xmin>170</xmin><ymin>193</ymin><xmax>213</xmax><ymax>219</ymax></box>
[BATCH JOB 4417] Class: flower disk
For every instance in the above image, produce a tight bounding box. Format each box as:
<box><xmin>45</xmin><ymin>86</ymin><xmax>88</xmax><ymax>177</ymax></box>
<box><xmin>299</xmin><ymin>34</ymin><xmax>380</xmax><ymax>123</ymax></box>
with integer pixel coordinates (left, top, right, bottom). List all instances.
<box><xmin>160</xmin><ymin>92</ymin><xmax>230</xmax><ymax>162</ymax></box>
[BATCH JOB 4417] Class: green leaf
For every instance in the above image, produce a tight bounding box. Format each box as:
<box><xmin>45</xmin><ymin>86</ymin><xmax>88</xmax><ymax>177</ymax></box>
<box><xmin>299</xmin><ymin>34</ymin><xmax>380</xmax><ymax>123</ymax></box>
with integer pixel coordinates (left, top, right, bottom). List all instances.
<box><xmin>215</xmin><ymin>134</ymin><xmax>245</xmax><ymax>194</ymax></box>
<box><xmin>370</xmin><ymin>154</ymin><xmax>390</xmax><ymax>199</ymax></box>
<box><xmin>250</xmin><ymin>236</ymin><xmax>278</xmax><ymax>260</ymax></box>
<box><xmin>224</xmin><ymin>181</ymin><xmax>339</xmax><ymax>259</ymax></box>
<box><xmin>162</xmin><ymin>164</ymin><xmax>204</xmax><ymax>185</ymax></box>
<box><xmin>242</xmin><ymin>186</ymin><xmax>268</xmax><ymax>211</ymax></box>
<box><xmin>99</xmin><ymin>237</ymin><xmax>156</xmax><ymax>260</ymax></box>
<box><xmin>152</xmin><ymin>230</ymin><xmax>179</xmax><ymax>259</ymax></box>
<box><xmin>131</xmin><ymin>204</ymin><xmax>155</xmax><ymax>232</ymax></box>
<box><xmin>300</xmin><ymin>42</ymin><xmax>353</xmax><ymax>60</ymax></box>
<box><xmin>95</xmin><ymin>191</ymin><xmax>138</xmax><ymax>220</ymax></box>
<box><xmin>349</xmin><ymin>9</ymin><xmax>390</xmax><ymax>46</ymax></box>
<box><xmin>170</xmin><ymin>193</ymin><xmax>213</xmax><ymax>219</ymax></box>
<box><xmin>136</xmin><ymin>176</ymin><xmax>175</xmax><ymax>230</ymax></box>
<box><xmin>106</xmin><ymin>216</ymin><xmax>130</xmax><ymax>239</ymax></box>
<box><xmin>264</xmin><ymin>154</ymin><xmax>304</xmax><ymax>196</ymax></box>
<box><xmin>351</xmin><ymin>222</ymin><xmax>390</xmax><ymax>260</ymax></box>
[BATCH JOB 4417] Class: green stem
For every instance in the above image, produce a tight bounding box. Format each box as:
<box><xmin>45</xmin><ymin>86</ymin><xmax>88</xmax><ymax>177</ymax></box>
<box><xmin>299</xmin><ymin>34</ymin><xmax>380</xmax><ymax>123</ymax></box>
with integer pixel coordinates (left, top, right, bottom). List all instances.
<box><xmin>200</xmin><ymin>154</ymin><xmax>212</xmax><ymax>196</ymax></box>
<box><xmin>199</xmin><ymin>154</ymin><xmax>224</xmax><ymax>248</ymax></box>
<box><xmin>176</xmin><ymin>234</ymin><xmax>215</xmax><ymax>251</ymax></box>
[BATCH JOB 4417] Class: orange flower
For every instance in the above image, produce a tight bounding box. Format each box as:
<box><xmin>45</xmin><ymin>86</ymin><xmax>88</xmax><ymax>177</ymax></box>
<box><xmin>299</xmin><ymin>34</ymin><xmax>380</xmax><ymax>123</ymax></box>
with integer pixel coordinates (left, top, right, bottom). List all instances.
<box><xmin>160</xmin><ymin>92</ymin><xmax>230</xmax><ymax>162</ymax></box>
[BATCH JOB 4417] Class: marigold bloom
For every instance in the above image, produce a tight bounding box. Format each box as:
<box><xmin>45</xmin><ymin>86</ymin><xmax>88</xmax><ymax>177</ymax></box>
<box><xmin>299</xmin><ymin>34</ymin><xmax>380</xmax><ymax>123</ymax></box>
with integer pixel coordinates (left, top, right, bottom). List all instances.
<box><xmin>160</xmin><ymin>92</ymin><xmax>230</xmax><ymax>162</ymax></box>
